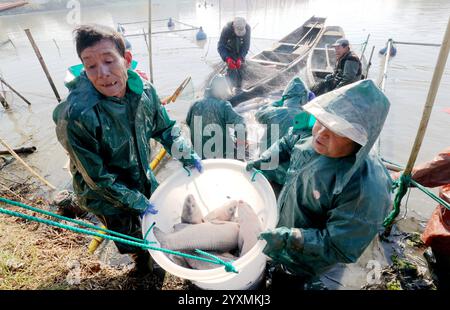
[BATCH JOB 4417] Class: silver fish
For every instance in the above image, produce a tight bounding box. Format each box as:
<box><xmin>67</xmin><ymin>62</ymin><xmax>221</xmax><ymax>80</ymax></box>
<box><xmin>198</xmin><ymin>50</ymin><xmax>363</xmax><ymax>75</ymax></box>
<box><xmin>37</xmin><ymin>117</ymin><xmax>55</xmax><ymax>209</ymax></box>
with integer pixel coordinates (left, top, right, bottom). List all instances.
<box><xmin>154</xmin><ymin>221</ymin><xmax>240</xmax><ymax>252</ymax></box>
<box><xmin>184</xmin><ymin>251</ymin><xmax>238</xmax><ymax>270</ymax></box>
<box><xmin>236</xmin><ymin>200</ymin><xmax>262</xmax><ymax>256</ymax></box>
<box><xmin>204</xmin><ymin>200</ymin><xmax>238</xmax><ymax>222</ymax></box>
<box><xmin>169</xmin><ymin>254</ymin><xmax>189</xmax><ymax>268</ymax></box>
<box><xmin>181</xmin><ymin>194</ymin><xmax>204</xmax><ymax>224</ymax></box>
<box><xmin>172</xmin><ymin>223</ymin><xmax>190</xmax><ymax>232</ymax></box>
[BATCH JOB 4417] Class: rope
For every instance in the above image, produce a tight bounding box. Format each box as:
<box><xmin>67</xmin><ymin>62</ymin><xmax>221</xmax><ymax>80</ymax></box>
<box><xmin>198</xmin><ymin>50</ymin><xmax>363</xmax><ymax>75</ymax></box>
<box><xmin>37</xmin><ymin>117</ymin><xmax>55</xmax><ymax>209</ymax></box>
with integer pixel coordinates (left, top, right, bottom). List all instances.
<box><xmin>0</xmin><ymin>197</ymin><xmax>238</xmax><ymax>273</ymax></box>
<box><xmin>410</xmin><ymin>179</ymin><xmax>450</xmax><ymax>210</ymax></box>
<box><xmin>0</xmin><ymin>197</ymin><xmax>147</xmax><ymax>244</ymax></box>
<box><xmin>251</xmin><ymin>169</ymin><xmax>263</xmax><ymax>182</ymax></box>
<box><xmin>383</xmin><ymin>171</ymin><xmax>450</xmax><ymax>229</ymax></box>
<box><xmin>384</xmin><ymin>174</ymin><xmax>410</xmax><ymax>228</ymax></box>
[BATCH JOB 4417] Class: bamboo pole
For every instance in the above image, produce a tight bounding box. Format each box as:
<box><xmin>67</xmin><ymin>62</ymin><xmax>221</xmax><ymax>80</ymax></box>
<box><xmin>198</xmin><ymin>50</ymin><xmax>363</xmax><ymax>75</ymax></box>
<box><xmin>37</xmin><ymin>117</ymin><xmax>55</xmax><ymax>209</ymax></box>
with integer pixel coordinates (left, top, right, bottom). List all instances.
<box><xmin>394</xmin><ymin>41</ymin><xmax>440</xmax><ymax>47</ymax></box>
<box><xmin>0</xmin><ymin>77</ymin><xmax>32</xmax><ymax>105</ymax></box>
<box><xmin>0</xmin><ymin>136</ymin><xmax>56</xmax><ymax>190</ymax></box>
<box><xmin>148</xmin><ymin>0</ymin><xmax>154</xmax><ymax>83</ymax></box>
<box><xmin>379</xmin><ymin>39</ymin><xmax>393</xmax><ymax>92</ymax></box>
<box><xmin>24</xmin><ymin>29</ymin><xmax>61</xmax><ymax>103</ymax></box>
<box><xmin>403</xmin><ymin>17</ymin><xmax>450</xmax><ymax>176</ymax></box>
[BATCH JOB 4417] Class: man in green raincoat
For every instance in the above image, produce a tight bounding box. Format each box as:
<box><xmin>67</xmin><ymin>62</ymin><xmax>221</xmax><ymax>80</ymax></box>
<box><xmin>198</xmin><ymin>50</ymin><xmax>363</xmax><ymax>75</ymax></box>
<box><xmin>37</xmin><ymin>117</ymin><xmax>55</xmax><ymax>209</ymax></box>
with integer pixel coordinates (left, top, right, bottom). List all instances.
<box><xmin>186</xmin><ymin>75</ymin><xmax>246</xmax><ymax>160</ymax></box>
<box><xmin>247</xmin><ymin>80</ymin><xmax>392</xmax><ymax>286</ymax></box>
<box><xmin>254</xmin><ymin>77</ymin><xmax>315</xmax><ymax>185</ymax></box>
<box><xmin>53</xmin><ymin>24</ymin><xmax>202</xmax><ymax>274</ymax></box>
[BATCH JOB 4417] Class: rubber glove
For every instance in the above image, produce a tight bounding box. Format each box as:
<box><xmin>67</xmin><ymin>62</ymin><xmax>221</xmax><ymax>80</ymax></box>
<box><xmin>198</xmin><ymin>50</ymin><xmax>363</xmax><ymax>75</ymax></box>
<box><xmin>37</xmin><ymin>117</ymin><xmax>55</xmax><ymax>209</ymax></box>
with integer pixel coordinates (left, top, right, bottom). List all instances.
<box><xmin>308</xmin><ymin>91</ymin><xmax>316</xmax><ymax>101</ymax></box>
<box><xmin>259</xmin><ymin>227</ymin><xmax>304</xmax><ymax>257</ymax></box>
<box><xmin>139</xmin><ymin>201</ymin><xmax>158</xmax><ymax>220</ymax></box>
<box><xmin>235</xmin><ymin>57</ymin><xmax>242</xmax><ymax>69</ymax></box>
<box><xmin>245</xmin><ymin>159</ymin><xmax>262</xmax><ymax>171</ymax></box>
<box><xmin>193</xmin><ymin>157</ymin><xmax>203</xmax><ymax>173</ymax></box>
<box><xmin>226</xmin><ymin>57</ymin><xmax>237</xmax><ymax>70</ymax></box>
<box><xmin>184</xmin><ymin>152</ymin><xmax>203</xmax><ymax>173</ymax></box>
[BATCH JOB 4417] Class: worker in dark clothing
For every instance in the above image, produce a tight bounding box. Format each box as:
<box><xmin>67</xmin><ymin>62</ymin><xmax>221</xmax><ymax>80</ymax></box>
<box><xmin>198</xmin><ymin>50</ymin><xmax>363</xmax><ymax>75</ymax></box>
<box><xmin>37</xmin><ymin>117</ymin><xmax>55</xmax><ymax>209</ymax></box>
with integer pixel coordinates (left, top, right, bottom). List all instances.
<box><xmin>311</xmin><ymin>38</ymin><xmax>362</xmax><ymax>96</ymax></box>
<box><xmin>217</xmin><ymin>17</ymin><xmax>251</xmax><ymax>90</ymax></box>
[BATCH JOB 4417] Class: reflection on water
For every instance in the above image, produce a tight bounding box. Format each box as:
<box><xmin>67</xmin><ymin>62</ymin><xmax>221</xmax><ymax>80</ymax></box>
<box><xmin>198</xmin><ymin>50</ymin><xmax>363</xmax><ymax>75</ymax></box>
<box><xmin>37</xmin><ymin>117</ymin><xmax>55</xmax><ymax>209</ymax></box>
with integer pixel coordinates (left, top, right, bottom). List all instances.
<box><xmin>0</xmin><ymin>0</ymin><xmax>449</xmax><ymax>216</ymax></box>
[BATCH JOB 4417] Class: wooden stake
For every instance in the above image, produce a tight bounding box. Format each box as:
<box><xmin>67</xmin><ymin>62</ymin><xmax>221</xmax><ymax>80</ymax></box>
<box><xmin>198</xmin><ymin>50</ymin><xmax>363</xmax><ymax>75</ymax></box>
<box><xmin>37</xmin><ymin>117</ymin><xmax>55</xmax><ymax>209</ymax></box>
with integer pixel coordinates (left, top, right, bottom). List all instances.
<box><xmin>0</xmin><ymin>77</ymin><xmax>32</xmax><ymax>105</ymax></box>
<box><xmin>24</xmin><ymin>29</ymin><xmax>61</xmax><ymax>103</ymax></box>
<box><xmin>148</xmin><ymin>0</ymin><xmax>154</xmax><ymax>83</ymax></box>
<box><xmin>404</xmin><ymin>17</ymin><xmax>450</xmax><ymax>176</ymax></box>
<box><xmin>0</xmin><ymin>136</ymin><xmax>56</xmax><ymax>190</ymax></box>
<box><xmin>0</xmin><ymin>92</ymin><xmax>9</xmax><ymax>109</ymax></box>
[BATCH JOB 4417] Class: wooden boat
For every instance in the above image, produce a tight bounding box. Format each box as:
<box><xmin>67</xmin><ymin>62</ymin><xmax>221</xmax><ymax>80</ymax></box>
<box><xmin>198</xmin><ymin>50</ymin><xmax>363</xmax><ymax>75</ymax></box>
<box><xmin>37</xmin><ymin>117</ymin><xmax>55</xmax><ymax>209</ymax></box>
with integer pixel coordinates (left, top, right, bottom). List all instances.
<box><xmin>306</xmin><ymin>26</ymin><xmax>368</xmax><ymax>87</ymax></box>
<box><xmin>0</xmin><ymin>1</ymin><xmax>28</xmax><ymax>12</ymax></box>
<box><xmin>227</xmin><ymin>16</ymin><xmax>326</xmax><ymax>106</ymax></box>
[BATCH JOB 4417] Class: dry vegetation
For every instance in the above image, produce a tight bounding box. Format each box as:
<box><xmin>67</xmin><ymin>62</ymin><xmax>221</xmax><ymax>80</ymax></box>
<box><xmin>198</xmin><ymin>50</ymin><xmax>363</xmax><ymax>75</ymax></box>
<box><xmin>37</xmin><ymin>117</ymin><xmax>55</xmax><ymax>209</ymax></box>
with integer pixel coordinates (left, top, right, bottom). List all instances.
<box><xmin>0</xmin><ymin>181</ymin><xmax>189</xmax><ymax>290</ymax></box>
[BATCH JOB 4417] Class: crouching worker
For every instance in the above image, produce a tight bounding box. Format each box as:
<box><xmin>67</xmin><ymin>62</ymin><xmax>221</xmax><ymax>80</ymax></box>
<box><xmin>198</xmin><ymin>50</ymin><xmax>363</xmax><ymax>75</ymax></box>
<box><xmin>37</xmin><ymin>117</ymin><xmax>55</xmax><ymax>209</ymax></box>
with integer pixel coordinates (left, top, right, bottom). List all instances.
<box><xmin>247</xmin><ymin>80</ymin><xmax>392</xmax><ymax>287</ymax></box>
<box><xmin>254</xmin><ymin>77</ymin><xmax>315</xmax><ymax>187</ymax></box>
<box><xmin>53</xmin><ymin>24</ymin><xmax>202</xmax><ymax>275</ymax></box>
<box><xmin>186</xmin><ymin>75</ymin><xmax>247</xmax><ymax>160</ymax></box>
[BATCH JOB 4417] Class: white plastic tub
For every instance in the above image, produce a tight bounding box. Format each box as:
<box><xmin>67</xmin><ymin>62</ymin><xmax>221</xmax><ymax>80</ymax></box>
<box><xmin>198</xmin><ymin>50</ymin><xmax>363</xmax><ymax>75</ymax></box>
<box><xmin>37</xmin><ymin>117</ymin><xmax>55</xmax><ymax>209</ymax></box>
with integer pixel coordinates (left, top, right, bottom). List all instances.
<box><xmin>142</xmin><ymin>159</ymin><xmax>278</xmax><ymax>290</ymax></box>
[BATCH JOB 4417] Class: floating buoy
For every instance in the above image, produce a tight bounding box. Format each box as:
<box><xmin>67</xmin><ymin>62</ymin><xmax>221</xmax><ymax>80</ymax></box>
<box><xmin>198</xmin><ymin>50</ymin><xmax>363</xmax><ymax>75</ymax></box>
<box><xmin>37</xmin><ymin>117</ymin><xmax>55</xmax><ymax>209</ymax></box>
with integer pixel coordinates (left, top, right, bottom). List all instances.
<box><xmin>196</xmin><ymin>26</ymin><xmax>207</xmax><ymax>41</ymax></box>
<box><xmin>167</xmin><ymin>17</ymin><xmax>175</xmax><ymax>28</ymax></box>
<box><xmin>379</xmin><ymin>44</ymin><xmax>397</xmax><ymax>57</ymax></box>
<box><xmin>125</xmin><ymin>38</ymin><xmax>132</xmax><ymax>51</ymax></box>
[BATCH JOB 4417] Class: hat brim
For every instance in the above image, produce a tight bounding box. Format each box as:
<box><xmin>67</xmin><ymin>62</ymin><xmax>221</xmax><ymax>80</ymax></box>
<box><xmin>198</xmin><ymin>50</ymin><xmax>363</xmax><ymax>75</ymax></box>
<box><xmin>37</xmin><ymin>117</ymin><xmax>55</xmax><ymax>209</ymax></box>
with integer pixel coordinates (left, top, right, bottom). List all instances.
<box><xmin>303</xmin><ymin>100</ymin><xmax>368</xmax><ymax>146</ymax></box>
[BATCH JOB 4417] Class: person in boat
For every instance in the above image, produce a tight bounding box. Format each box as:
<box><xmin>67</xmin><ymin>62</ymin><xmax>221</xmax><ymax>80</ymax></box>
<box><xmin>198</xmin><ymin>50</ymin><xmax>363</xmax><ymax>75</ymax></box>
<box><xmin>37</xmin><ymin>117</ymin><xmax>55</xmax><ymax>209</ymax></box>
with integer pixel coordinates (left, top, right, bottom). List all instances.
<box><xmin>311</xmin><ymin>38</ymin><xmax>362</xmax><ymax>96</ymax></box>
<box><xmin>247</xmin><ymin>80</ymin><xmax>392</xmax><ymax>287</ymax></box>
<box><xmin>52</xmin><ymin>24</ymin><xmax>202</xmax><ymax>275</ymax></box>
<box><xmin>392</xmin><ymin>147</ymin><xmax>450</xmax><ymax>289</ymax></box>
<box><xmin>217</xmin><ymin>17</ymin><xmax>251</xmax><ymax>90</ymax></box>
<box><xmin>186</xmin><ymin>74</ymin><xmax>247</xmax><ymax>160</ymax></box>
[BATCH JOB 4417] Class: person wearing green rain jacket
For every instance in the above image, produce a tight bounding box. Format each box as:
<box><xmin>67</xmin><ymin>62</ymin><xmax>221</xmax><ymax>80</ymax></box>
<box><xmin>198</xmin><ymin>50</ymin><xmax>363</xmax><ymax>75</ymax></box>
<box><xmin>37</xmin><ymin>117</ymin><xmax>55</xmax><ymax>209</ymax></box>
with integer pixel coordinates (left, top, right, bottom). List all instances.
<box><xmin>53</xmin><ymin>24</ymin><xmax>202</xmax><ymax>274</ymax></box>
<box><xmin>246</xmin><ymin>79</ymin><xmax>392</xmax><ymax>286</ymax></box>
<box><xmin>254</xmin><ymin>77</ymin><xmax>315</xmax><ymax>185</ymax></box>
<box><xmin>186</xmin><ymin>75</ymin><xmax>246</xmax><ymax>160</ymax></box>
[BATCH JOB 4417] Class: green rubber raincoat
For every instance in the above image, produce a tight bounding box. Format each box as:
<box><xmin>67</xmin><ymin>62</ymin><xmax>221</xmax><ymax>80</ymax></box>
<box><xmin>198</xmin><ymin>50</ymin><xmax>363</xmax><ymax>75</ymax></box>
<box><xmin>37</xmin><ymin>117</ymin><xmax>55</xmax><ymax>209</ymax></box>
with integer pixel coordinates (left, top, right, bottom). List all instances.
<box><xmin>53</xmin><ymin>69</ymin><xmax>198</xmax><ymax>217</ymax></box>
<box><xmin>254</xmin><ymin>77</ymin><xmax>313</xmax><ymax>184</ymax></box>
<box><xmin>186</xmin><ymin>86</ymin><xmax>245</xmax><ymax>159</ymax></box>
<box><xmin>257</xmin><ymin>79</ymin><xmax>392</xmax><ymax>278</ymax></box>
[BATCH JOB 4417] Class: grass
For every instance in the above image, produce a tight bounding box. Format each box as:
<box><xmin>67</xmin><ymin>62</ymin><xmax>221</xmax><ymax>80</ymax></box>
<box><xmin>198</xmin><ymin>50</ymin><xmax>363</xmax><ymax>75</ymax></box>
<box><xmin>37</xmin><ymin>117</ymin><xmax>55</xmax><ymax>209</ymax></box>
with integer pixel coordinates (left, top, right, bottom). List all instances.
<box><xmin>0</xmin><ymin>181</ymin><xmax>189</xmax><ymax>290</ymax></box>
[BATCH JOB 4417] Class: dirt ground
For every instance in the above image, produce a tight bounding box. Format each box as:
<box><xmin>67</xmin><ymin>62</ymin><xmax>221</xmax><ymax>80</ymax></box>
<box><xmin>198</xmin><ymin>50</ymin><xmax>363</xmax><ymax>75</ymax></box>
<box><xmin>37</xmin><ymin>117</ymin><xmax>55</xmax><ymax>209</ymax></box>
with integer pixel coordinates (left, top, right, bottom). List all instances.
<box><xmin>0</xmin><ymin>179</ymin><xmax>194</xmax><ymax>290</ymax></box>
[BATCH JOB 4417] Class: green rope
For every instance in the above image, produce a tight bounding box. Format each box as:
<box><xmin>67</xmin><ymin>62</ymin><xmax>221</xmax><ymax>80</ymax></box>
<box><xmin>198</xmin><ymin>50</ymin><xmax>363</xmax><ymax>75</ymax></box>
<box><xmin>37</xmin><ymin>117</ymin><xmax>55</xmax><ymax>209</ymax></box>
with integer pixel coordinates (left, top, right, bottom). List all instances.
<box><xmin>384</xmin><ymin>174</ymin><xmax>410</xmax><ymax>228</ymax></box>
<box><xmin>143</xmin><ymin>221</ymin><xmax>156</xmax><ymax>241</ymax></box>
<box><xmin>382</xmin><ymin>158</ymin><xmax>450</xmax><ymax>230</ymax></box>
<box><xmin>251</xmin><ymin>169</ymin><xmax>263</xmax><ymax>182</ymax></box>
<box><xmin>0</xmin><ymin>197</ymin><xmax>147</xmax><ymax>244</ymax></box>
<box><xmin>410</xmin><ymin>179</ymin><xmax>450</xmax><ymax>211</ymax></box>
<box><xmin>195</xmin><ymin>249</ymin><xmax>238</xmax><ymax>273</ymax></box>
<box><xmin>0</xmin><ymin>200</ymin><xmax>238</xmax><ymax>272</ymax></box>
<box><xmin>183</xmin><ymin>166</ymin><xmax>191</xmax><ymax>177</ymax></box>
